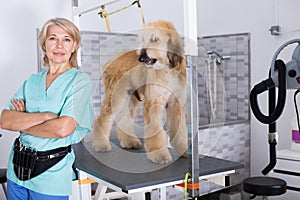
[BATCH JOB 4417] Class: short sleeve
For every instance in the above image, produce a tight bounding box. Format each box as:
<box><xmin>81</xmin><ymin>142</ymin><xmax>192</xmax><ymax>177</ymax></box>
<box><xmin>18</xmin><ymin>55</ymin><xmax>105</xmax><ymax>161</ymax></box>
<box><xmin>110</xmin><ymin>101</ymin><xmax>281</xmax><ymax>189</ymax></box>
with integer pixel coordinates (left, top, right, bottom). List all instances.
<box><xmin>4</xmin><ymin>80</ymin><xmax>27</xmax><ymax>110</ymax></box>
<box><xmin>60</xmin><ymin>72</ymin><xmax>94</xmax><ymax>133</ymax></box>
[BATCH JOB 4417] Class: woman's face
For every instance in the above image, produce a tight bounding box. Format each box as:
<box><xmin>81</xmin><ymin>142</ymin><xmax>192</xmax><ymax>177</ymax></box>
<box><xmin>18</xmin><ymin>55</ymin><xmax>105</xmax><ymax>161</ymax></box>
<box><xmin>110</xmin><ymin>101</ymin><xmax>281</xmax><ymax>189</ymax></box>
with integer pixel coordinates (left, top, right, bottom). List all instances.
<box><xmin>44</xmin><ymin>25</ymin><xmax>76</xmax><ymax>67</ymax></box>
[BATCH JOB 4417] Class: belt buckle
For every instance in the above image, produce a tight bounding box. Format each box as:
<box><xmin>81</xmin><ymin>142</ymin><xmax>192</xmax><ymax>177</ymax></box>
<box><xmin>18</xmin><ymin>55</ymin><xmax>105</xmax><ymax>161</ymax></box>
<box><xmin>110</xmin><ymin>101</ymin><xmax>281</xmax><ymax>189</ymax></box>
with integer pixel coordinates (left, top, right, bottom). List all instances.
<box><xmin>49</xmin><ymin>154</ymin><xmax>55</xmax><ymax>159</ymax></box>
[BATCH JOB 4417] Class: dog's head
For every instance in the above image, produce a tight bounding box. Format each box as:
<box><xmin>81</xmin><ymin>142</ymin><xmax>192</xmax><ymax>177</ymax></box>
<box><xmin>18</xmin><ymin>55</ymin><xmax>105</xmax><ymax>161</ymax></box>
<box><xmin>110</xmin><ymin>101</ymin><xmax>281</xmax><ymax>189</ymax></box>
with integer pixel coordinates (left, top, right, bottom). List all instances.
<box><xmin>137</xmin><ymin>20</ymin><xmax>184</xmax><ymax>69</ymax></box>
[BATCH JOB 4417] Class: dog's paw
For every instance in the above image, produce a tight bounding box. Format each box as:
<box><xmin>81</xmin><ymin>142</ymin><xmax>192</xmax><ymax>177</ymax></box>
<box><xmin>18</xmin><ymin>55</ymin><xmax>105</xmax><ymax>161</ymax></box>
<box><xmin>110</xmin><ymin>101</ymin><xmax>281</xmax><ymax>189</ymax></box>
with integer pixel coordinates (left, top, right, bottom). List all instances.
<box><xmin>119</xmin><ymin>137</ymin><xmax>142</xmax><ymax>149</ymax></box>
<box><xmin>147</xmin><ymin>150</ymin><xmax>172</xmax><ymax>164</ymax></box>
<box><xmin>92</xmin><ymin>140</ymin><xmax>111</xmax><ymax>152</ymax></box>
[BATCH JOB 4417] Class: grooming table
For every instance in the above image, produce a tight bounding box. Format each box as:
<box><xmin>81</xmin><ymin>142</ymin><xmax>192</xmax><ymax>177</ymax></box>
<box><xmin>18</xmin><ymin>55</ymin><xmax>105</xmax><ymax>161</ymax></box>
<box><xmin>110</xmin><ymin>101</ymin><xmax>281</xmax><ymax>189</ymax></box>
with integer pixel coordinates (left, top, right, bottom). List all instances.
<box><xmin>72</xmin><ymin>141</ymin><xmax>243</xmax><ymax>200</ymax></box>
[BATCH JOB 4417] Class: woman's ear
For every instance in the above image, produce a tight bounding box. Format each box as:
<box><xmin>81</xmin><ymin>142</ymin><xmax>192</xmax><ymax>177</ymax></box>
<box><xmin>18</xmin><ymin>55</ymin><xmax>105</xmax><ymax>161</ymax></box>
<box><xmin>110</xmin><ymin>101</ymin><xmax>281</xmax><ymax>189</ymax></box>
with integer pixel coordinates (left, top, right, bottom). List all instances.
<box><xmin>72</xmin><ymin>42</ymin><xmax>78</xmax><ymax>53</ymax></box>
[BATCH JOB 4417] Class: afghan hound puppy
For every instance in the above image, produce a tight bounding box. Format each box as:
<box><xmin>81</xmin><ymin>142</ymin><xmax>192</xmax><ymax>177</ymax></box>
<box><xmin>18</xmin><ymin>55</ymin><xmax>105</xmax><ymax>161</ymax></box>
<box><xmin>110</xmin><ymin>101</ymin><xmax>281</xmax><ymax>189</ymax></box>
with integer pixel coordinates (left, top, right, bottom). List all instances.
<box><xmin>92</xmin><ymin>20</ymin><xmax>188</xmax><ymax>164</ymax></box>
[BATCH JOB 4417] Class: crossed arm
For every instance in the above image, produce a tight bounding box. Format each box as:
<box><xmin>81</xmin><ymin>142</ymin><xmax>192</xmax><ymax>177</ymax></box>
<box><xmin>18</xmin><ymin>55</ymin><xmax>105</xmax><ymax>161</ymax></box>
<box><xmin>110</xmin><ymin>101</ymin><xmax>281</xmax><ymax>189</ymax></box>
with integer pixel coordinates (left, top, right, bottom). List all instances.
<box><xmin>0</xmin><ymin>99</ymin><xmax>77</xmax><ymax>138</ymax></box>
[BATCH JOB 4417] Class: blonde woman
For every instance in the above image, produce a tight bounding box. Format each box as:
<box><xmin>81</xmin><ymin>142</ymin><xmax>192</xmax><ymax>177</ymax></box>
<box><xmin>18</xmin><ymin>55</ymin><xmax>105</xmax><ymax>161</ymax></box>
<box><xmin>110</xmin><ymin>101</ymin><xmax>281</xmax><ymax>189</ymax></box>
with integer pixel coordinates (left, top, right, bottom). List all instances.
<box><xmin>0</xmin><ymin>18</ymin><xmax>94</xmax><ymax>200</ymax></box>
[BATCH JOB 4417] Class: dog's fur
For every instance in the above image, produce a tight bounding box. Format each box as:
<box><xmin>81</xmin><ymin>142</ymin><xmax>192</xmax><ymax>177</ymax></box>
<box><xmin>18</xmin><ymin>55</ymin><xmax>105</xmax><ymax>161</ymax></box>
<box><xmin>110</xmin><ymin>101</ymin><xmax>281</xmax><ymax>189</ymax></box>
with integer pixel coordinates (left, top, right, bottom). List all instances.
<box><xmin>92</xmin><ymin>20</ymin><xmax>188</xmax><ymax>164</ymax></box>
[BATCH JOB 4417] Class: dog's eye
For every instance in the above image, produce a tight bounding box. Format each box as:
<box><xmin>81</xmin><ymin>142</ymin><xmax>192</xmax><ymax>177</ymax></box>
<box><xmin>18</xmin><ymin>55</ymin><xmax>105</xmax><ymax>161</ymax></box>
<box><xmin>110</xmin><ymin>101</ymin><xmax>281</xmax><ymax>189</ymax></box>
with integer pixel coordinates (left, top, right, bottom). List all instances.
<box><xmin>151</xmin><ymin>36</ymin><xmax>159</xmax><ymax>42</ymax></box>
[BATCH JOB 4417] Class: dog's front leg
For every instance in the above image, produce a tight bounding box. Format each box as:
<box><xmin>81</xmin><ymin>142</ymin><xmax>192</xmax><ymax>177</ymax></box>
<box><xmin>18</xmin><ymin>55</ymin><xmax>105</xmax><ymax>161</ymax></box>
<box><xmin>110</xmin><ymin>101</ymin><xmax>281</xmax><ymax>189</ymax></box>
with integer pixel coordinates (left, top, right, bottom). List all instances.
<box><xmin>166</xmin><ymin>96</ymin><xmax>188</xmax><ymax>157</ymax></box>
<box><xmin>116</xmin><ymin>94</ymin><xmax>142</xmax><ymax>149</ymax></box>
<box><xmin>144</xmin><ymin>71</ymin><xmax>172</xmax><ymax>164</ymax></box>
<box><xmin>92</xmin><ymin>96</ymin><xmax>113</xmax><ymax>152</ymax></box>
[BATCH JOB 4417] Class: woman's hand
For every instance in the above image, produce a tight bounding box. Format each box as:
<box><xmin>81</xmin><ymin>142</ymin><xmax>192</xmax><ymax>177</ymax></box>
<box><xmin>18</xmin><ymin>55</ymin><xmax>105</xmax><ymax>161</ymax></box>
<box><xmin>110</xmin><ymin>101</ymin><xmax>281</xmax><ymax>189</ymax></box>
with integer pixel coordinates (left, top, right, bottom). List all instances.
<box><xmin>9</xmin><ymin>99</ymin><xmax>26</xmax><ymax>112</ymax></box>
<box><xmin>9</xmin><ymin>99</ymin><xmax>58</xmax><ymax>120</ymax></box>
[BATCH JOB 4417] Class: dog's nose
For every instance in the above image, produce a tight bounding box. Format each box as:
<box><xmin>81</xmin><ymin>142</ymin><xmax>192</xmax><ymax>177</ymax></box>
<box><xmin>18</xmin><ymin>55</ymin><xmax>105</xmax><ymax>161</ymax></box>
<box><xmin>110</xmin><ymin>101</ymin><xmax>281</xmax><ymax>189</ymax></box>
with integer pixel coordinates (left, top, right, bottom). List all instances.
<box><xmin>139</xmin><ymin>56</ymin><xmax>146</xmax><ymax>63</ymax></box>
<box><xmin>138</xmin><ymin>49</ymin><xmax>147</xmax><ymax>63</ymax></box>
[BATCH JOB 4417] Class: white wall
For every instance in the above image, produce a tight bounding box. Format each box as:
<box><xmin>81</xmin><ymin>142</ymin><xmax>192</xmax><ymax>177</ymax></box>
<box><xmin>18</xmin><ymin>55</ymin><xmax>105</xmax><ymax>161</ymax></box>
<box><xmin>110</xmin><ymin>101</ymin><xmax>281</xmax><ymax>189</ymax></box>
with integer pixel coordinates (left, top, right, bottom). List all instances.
<box><xmin>1</xmin><ymin>0</ymin><xmax>300</xmax><ymax>191</ymax></box>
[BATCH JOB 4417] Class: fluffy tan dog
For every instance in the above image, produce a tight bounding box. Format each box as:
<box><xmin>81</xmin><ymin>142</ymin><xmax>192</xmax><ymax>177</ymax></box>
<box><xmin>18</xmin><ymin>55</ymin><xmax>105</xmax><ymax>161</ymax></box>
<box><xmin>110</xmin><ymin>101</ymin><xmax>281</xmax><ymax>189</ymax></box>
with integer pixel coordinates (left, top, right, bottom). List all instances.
<box><xmin>92</xmin><ymin>20</ymin><xmax>188</xmax><ymax>164</ymax></box>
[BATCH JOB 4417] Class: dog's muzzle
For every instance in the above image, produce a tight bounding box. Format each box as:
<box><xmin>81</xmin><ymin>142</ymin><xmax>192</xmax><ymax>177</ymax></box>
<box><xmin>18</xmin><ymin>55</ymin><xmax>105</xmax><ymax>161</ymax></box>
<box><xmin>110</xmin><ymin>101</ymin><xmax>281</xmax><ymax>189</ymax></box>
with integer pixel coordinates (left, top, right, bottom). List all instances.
<box><xmin>138</xmin><ymin>49</ymin><xmax>157</xmax><ymax>65</ymax></box>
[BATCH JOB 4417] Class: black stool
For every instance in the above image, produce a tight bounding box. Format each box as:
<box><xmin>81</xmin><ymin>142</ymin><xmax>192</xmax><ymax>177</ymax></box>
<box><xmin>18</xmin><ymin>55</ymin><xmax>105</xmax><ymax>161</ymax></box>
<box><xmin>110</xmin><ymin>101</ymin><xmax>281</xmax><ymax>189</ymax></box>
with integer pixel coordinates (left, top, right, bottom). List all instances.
<box><xmin>243</xmin><ymin>176</ymin><xmax>286</xmax><ymax>199</ymax></box>
<box><xmin>0</xmin><ymin>168</ymin><xmax>7</xmax><ymax>199</ymax></box>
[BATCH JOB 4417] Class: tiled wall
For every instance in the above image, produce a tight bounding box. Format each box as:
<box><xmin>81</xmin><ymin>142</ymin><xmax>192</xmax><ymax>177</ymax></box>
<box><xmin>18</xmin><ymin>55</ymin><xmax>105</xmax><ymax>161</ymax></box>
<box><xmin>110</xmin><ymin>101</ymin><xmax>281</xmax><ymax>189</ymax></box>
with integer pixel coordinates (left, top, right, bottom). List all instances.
<box><xmin>198</xmin><ymin>34</ymin><xmax>250</xmax><ymax>125</ymax></box>
<box><xmin>199</xmin><ymin>123</ymin><xmax>250</xmax><ymax>185</ymax></box>
<box><xmin>80</xmin><ymin>32</ymin><xmax>139</xmax><ymax>118</ymax></box>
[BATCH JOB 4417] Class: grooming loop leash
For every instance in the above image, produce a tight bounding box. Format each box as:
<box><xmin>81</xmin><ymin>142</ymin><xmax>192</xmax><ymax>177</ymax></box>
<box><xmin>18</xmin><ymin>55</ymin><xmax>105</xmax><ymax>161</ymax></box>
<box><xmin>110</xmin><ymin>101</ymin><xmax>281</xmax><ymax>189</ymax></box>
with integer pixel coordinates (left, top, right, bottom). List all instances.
<box><xmin>180</xmin><ymin>172</ymin><xmax>199</xmax><ymax>200</ymax></box>
<box><xmin>184</xmin><ymin>172</ymin><xmax>191</xmax><ymax>199</ymax></box>
<box><xmin>98</xmin><ymin>0</ymin><xmax>145</xmax><ymax>32</ymax></box>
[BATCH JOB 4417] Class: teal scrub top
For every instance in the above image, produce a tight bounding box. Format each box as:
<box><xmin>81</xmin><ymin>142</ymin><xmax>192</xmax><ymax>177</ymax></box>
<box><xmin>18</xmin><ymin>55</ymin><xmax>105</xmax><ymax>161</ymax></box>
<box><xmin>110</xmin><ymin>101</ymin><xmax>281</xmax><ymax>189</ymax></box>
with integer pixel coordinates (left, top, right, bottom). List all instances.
<box><xmin>5</xmin><ymin>68</ymin><xmax>94</xmax><ymax>196</ymax></box>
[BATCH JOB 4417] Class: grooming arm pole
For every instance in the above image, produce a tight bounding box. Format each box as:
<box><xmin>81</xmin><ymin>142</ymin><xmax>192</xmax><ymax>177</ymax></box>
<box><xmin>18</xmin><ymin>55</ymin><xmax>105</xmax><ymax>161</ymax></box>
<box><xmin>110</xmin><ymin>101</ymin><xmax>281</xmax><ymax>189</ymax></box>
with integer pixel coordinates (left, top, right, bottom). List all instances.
<box><xmin>184</xmin><ymin>0</ymin><xmax>199</xmax><ymax>198</ymax></box>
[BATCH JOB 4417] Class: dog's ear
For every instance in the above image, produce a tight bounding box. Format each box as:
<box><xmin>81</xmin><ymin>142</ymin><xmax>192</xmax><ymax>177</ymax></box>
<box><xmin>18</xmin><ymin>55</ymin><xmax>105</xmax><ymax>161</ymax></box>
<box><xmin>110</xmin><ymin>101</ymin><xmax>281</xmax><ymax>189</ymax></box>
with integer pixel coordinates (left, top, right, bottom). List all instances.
<box><xmin>167</xmin><ymin>32</ymin><xmax>183</xmax><ymax>69</ymax></box>
<box><xmin>167</xmin><ymin>52</ymin><xmax>182</xmax><ymax>69</ymax></box>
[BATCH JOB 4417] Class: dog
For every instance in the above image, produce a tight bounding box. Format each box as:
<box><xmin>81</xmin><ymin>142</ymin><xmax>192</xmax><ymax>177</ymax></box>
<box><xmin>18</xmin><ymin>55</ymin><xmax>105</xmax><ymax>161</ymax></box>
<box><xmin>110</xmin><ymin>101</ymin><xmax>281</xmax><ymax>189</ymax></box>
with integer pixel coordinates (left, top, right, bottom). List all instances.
<box><xmin>92</xmin><ymin>20</ymin><xmax>188</xmax><ymax>164</ymax></box>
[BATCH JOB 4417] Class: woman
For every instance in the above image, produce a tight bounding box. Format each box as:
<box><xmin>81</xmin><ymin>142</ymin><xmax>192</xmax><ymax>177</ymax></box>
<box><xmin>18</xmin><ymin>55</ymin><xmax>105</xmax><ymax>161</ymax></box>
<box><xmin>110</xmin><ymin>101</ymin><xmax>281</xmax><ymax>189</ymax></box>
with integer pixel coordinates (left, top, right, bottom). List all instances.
<box><xmin>0</xmin><ymin>18</ymin><xmax>94</xmax><ymax>199</ymax></box>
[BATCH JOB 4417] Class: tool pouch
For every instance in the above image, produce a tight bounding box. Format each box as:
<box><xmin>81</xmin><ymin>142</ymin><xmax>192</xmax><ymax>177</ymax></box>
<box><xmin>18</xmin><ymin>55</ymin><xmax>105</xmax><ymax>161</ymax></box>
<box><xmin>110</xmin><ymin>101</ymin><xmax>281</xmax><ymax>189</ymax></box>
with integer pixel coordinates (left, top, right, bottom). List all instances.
<box><xmin>13</xmin><ymin>137</ymin><xmax>71</xmax><ymax>181</ymax></box>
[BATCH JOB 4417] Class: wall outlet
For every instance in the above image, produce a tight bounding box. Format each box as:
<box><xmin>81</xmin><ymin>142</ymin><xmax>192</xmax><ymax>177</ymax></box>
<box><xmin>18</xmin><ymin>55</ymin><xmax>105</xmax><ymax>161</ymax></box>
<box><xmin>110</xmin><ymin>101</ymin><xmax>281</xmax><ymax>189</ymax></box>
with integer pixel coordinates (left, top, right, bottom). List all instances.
<box><xmin>270</xmin><ymin>25</ymin><xmax>281</xmax><ymax>35</ymax></box>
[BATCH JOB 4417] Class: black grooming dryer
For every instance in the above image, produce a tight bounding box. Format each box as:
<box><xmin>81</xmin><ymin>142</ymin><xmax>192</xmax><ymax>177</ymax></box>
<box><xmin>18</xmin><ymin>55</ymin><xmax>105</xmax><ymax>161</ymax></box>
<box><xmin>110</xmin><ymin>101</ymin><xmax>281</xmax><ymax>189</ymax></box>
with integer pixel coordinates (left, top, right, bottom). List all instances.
<box><xmin>245</xmin><ymin>39</ymin><xmax>300</xmax><ymax>199</ymax></box>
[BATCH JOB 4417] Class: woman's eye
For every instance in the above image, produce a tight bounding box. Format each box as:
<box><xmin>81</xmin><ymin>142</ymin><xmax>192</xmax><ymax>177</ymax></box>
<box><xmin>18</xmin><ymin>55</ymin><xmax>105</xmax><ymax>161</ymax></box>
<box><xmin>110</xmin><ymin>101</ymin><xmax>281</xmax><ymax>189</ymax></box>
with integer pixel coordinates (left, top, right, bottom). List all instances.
<box><xmin>65</xmin><ymin>38</ymin><xmax>71</xmax><ymax>42</ymax></box>
<box><xmin>49</xmin><ymin>37</ymin><xmax>56</xmax><ymax>41</ymax></box>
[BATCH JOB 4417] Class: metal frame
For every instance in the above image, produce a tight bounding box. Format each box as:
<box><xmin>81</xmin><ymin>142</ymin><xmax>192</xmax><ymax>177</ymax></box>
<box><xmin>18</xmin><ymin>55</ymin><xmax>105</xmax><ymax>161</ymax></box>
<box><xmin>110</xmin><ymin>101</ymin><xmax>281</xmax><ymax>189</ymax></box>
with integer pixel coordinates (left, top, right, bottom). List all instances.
<box><xmin>183</xmin><ymin>0</ymin><xmax>199</xmax><ymax>198</ymax></box>
<box><xmin>73</xmin><ymin>169</ymin><xmax>235</xmax><ymax>200</ymax></box>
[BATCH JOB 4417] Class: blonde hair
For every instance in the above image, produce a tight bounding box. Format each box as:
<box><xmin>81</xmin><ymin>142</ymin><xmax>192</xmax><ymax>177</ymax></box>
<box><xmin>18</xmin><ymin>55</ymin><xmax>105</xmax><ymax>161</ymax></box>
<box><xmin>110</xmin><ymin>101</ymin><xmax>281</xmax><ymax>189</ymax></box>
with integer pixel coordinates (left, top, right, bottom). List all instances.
<box><xmin>39</xmin><ymin>18</ymin><xmax>81</xmax><ymax>68</ymax></box>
